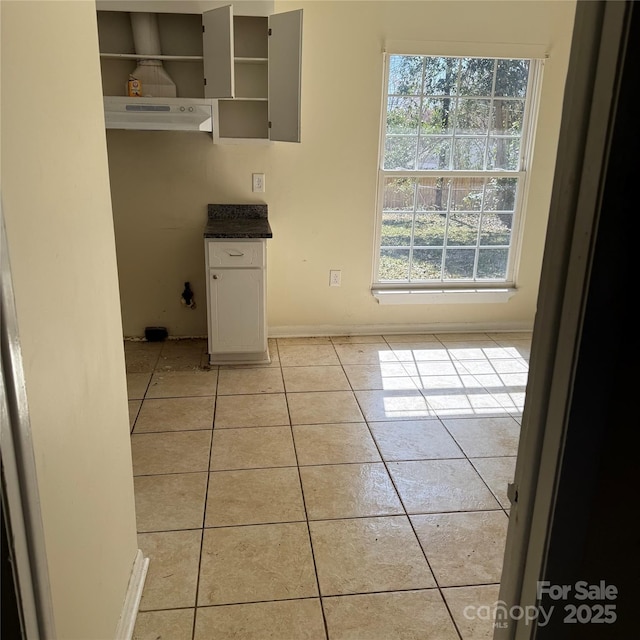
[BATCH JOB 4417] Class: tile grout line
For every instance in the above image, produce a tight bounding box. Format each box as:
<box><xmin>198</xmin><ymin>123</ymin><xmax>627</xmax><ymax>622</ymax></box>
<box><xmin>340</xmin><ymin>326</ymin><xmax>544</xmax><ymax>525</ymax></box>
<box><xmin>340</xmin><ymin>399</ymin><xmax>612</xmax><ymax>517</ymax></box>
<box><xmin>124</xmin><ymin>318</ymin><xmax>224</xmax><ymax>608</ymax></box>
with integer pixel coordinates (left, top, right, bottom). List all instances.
<box><xmin>418</xmin><ymin>344</ymin><xmax>515</xmax><ymax>566</ymax></box>
<box><xmin>190</xmin><ymin>361</ymin><xmax>219</xmax><ymax>640</ymax></box>
<box><xmin>415</xmin><ymin>337</ymin><xmax>525</xmax><ymax>634</ymax></box>
<box><xmin>395</xmin><ymin>333</ymin><xmax>523</xmax><ymax>408</ymax></box>
<box><xmin>345</xmin><ymin>337</ymin><xmax>466</xmax><ymax>640</ymax></box>
<box><xmin>137</xmin><ymin>508</ymin><xmax>508</xmax><ymax>536</ymax></box>
<box><xmin>434</xmin><ymin>351</ymin><xmax>525</xmax><ymax>514</ymax></box>
<box><xmin>129</xmin><ymin>403</ymin><xmax>142</xmax><ymax>435</ymax></box>
<box><xmin>128</xmin><ymin>369</ymin><xmax>155</xmax><ymax>434</ymax></box>
<box><xmin>363</xmin><ymin>454</ymin><xmax>465</xmax><ymax>639</ymax></box>
<box><xmin>138</xmin><ymin>583</ymin><xmax>506</xmax><ymax>614</ymax></box>
<box><xmin>281</xmin><ymin>349</ymin><xmax>332</xmax><ymax>640</ymax></box>
<box><xmin>131</xmin><ymin>341</ymin><xmax>208</xmax><ymax>634</ymax></box>
<box><xmin>127</xmin><ymin>336</ymin><xmax>530</xmax><ymax>637</ymax></box>
<box><xmin>449</xmin><ymin>351</ymin><xmax>516</xmax><ymax>415</ymax></box>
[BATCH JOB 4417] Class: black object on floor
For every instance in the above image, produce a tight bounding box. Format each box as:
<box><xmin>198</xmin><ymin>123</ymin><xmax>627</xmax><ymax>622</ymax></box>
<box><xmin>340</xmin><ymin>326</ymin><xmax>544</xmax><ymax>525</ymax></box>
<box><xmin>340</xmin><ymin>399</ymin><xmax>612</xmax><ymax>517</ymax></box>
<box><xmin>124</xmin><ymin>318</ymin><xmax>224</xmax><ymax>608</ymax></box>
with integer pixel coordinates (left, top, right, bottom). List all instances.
<box><xmin>145</xmin><ymin>326</ymin><xmax>168</xmax><ymax>342</ymax></box>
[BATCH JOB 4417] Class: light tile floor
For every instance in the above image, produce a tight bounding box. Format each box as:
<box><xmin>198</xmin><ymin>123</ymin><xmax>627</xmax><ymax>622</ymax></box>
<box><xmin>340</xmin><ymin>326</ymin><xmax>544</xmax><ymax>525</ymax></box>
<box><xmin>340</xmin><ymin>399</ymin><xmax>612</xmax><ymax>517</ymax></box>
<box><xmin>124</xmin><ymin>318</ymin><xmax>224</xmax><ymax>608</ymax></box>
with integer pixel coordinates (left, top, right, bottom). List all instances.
<box><xmin>127</xmin><ymin>332</ymin><xmax>531</xmax><ymax>640</ymax></box>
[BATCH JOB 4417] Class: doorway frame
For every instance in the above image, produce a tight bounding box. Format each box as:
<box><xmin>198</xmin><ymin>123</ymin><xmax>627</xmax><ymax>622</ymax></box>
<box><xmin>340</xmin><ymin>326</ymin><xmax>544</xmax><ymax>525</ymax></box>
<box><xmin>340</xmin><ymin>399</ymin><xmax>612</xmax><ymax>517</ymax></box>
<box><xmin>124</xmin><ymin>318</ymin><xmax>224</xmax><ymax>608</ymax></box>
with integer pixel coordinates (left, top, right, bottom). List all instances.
<box><xmin>1</xmin><ymin>199</ymin><xmax>56</xmax><ymax>639</ymax></box>
<box><xmin>496</xmin><ymin>2</ymin><xmax>633</xmax><ymax>638</ymax></box>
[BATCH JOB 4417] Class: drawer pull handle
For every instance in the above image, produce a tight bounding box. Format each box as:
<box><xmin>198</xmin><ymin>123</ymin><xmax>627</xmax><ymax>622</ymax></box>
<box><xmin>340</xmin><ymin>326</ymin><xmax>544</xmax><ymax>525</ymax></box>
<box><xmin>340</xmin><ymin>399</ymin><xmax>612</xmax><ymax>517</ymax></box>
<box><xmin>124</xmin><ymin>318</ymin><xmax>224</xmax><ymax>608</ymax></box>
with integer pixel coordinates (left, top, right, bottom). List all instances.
<box><xmin>227</xmin><ymin>250</ymin><xmax>245</xmax><ymax>257</ymax></box>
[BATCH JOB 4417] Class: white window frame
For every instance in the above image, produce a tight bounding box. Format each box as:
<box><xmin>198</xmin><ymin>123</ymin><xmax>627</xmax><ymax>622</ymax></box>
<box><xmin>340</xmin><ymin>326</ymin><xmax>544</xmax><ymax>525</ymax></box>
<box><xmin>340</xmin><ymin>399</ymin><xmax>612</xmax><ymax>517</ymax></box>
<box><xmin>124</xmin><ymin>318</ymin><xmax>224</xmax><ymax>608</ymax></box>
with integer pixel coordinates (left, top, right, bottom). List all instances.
<box><xmin>372</xmin><ymin>43</ymin><xmax>546</xmax><ymax>304</ymax></box>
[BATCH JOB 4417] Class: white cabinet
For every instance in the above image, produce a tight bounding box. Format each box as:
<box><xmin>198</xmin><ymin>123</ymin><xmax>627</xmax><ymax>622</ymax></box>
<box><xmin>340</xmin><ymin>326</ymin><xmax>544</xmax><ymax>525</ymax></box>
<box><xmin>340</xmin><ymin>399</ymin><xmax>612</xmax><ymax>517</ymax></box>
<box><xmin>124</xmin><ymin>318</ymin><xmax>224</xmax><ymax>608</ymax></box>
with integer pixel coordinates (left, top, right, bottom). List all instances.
<box><xmin>205</xmin><ymin>239</ymin><xmax>269</xmax><ymax>364</ymax></box>
<box><xmin>96</xmin><ymin>4</ymin><xmax>302</xmax><ymax>142</ymax></box>
<box><xmin>204</xmin><ymin>5</ymin><xmax>302</xmax><ymax>142</ymax></box>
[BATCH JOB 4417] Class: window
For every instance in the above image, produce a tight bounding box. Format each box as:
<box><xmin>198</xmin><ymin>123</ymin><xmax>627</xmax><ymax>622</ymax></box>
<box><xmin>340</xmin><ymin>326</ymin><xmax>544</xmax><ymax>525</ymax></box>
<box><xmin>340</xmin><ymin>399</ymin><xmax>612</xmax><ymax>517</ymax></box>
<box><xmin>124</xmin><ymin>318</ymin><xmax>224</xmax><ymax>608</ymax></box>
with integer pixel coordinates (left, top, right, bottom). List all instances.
<box><xmin>374</xmin><ymin>54</ymin><xmax>541</xmax><ymax>296</ymax></box>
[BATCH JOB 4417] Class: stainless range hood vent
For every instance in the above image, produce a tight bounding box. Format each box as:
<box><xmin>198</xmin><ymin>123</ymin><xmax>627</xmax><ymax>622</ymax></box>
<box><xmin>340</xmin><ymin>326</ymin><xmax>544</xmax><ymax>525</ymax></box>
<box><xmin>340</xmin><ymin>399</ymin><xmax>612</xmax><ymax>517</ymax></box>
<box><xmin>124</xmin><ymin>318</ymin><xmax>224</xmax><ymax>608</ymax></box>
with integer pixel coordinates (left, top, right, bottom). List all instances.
<box><xmin>129</xmin><ymin>12</ymin><xmax>176</xmax><ymax>98</ymax></box>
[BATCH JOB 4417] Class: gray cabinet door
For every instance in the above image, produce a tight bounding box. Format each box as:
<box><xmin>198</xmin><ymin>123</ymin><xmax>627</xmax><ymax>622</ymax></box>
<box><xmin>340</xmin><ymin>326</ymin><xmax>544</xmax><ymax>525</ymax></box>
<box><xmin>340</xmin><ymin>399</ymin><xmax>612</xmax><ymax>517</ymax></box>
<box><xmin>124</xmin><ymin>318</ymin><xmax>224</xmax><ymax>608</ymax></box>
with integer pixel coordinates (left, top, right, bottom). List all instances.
<box><xmin>268</xmin><ymin>9</ymin><xmax>303</xmax><ymax>142</ymax></box>
<box><xmin>203</xmin><ymin>5</ymin><xmax>234</xmax><ymax>98</ymax></box>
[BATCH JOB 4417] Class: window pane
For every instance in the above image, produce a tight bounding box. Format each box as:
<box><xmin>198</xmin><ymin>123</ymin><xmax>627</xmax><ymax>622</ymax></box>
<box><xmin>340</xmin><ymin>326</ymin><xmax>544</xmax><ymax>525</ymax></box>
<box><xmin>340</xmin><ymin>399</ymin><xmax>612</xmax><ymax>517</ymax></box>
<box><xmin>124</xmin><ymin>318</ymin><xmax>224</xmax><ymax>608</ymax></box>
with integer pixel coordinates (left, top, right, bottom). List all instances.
<box><xmin>379</xmin><ymin>248</ymin><xmax>410</xmax><ymax>280</ymax></box>
<box><xmin>487</xmin><ymin>137</ymin><xmax>520</xmax><ymax>170</ymax></box>
<box><xmin>481</xmin><ymin>213</ymin><xmax>513</xmax><ymax>245</ymax></box>
<box><xmin>452</xmin><ymin>137</ymin><xmax>486</xmax><ymax>170</ymax></box>
<box><xmin>383</xmin><ymin>177</ymin><xmax>416</xmax><ymax>210</ymax></box>
<box><xmin>384</xmin><ymin>136</ymin><xmax>417</xmax><ymax>170</ymax></box>
<box><xmin>381</xmin><ymin>213</ymin><xmax>413</xmax><ymax>246</ymax></box>
<box><xmin>484</xmin><ymin>178</ymin><xmax>517</xmax><ymax>211</ymax></box>
<box><xmin>495</xmin><ymin>59</ymin><xmax>530</xmax><ymax>98</ymax></box>
<box><xmin>417</xmin><ymin>136</ymin><xmax>451</xmax><ymax>170</ymax></box>
<box><xmin>450</xmin><ymin>178</ymin><xmax>484</xmax><ymax>211</ymax></box>
<box><xmin>377</xmin><ymin>55</ymin><xmax>534</xmax><ymax>285</ymax></box>
<box><xmin>416</xmin><ymin>178</ymin><xmax>450</xmax><ymax>211</ymax></box>
<box><xmin>477</xmin><ymin>248</ymin><xmax>509</xmax><ymax>278</ymax></box>
<box><xmin>492</xmin><ymin>99</ymin><xmax>524</xmax><ymax>136</ymax></box>
<box><xmin>444</xmin><ymin>248</ymin><xmax>476</xmax><ymax>279</ymax></box>
<box><xmin>414</xmin><ymin>213</ymin><xmax>446</xmax><ymax>246</ymax></box>
<box><xmin>412</xmin><ymin>249</ymin><xmax>443</xmax><ymax>280</ymax></box>
<box><xmin>386</xmin><ymin>97</ymin><xmax>421</xmax><ymax>134</ymax></box>
<box><xmin>423</xmin><ymin>57</ymin><xmax>458</xmax><ymax>95</ymax></box>
<box><xmin>459</xmin><ymin>58</ymin><xmax>495</xmax><ymax>95</ymax></box>
<box><xmin>421</xmin><ymin>98</ymin><xmax>455</xmax><ymax>134</ymax></box>
<box><xmin>454</xmin><ymin>98</ymin><xmax>491</xmax><ymax>135</ymax></box>
<box><xmin>388</xmin><ymin>55</ymin><xmax>423</xmax><ymax>95</ymax></box>
<box><xmin>447</xmin><ymin>213</ymin><xmax>480</xmax><ymax>246</ymax></box>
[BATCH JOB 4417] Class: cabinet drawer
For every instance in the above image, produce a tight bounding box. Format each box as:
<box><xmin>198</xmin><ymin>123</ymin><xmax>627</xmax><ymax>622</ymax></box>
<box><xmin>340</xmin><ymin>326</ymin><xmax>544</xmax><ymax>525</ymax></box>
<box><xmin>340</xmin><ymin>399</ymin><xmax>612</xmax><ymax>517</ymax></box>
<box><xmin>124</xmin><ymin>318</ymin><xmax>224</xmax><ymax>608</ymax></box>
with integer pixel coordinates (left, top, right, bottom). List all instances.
<box><xmin>207</xmin><ymin>240</ymin><xmax>264</xmax><ymax>267</ymax></box>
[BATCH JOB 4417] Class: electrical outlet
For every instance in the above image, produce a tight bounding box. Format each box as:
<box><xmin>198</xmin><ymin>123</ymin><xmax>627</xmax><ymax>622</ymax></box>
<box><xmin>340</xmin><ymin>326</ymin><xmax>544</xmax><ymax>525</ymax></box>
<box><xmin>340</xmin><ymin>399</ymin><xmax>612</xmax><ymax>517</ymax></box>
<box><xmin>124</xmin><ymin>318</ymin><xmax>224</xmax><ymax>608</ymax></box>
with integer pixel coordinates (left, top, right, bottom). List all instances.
<box><xmin>252</xmin><ymin>173</ymin><xmax>265</xmax><ymax>193</ymax></box>
<box><xmin>330</xmin><ymin>270</ymin><xmax>342</xmax><ymax>287</ymax></box>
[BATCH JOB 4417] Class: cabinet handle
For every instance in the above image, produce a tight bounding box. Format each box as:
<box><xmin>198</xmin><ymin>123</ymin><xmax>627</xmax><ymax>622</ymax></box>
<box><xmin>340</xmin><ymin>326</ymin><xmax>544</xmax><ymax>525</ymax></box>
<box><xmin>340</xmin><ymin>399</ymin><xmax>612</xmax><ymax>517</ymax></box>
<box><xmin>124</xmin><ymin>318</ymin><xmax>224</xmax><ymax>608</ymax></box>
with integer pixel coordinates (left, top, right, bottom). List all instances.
<box><xmin>227</xmin><ymin>250</ymin><xmax>245</xmax><ymax>257</ymax></box>
<box><xmin>212</xmin><ymin>274</ymin><xmax>219</xmax><ymax>280</ymax></box>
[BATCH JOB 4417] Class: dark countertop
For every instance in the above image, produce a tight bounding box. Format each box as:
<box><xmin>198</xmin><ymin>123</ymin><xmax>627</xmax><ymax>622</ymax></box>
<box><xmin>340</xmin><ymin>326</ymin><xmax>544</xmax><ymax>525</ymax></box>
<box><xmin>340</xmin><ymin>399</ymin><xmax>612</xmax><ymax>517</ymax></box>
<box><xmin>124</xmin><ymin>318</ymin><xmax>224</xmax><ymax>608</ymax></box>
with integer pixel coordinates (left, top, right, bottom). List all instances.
<box><xmin>204</xmin><ymin>204</ymin><xmax>272</xmax><ymax>239</ymax></box>
<box><xmin>204</xmin><ymin>217</ymin><xmax>272</xmax><ymax>238</ymax></box>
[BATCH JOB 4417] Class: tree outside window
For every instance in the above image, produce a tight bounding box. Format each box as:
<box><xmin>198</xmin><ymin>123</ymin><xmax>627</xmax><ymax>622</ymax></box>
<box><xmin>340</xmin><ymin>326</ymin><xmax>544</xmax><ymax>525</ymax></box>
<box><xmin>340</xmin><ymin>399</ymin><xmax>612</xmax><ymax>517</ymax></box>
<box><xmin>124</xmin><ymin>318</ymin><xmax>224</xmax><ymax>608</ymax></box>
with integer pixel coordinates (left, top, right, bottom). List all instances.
<box><xmin>377</xmin><ymin>55</ymin><xmax>537</xmax><ymax>285</ymax></box>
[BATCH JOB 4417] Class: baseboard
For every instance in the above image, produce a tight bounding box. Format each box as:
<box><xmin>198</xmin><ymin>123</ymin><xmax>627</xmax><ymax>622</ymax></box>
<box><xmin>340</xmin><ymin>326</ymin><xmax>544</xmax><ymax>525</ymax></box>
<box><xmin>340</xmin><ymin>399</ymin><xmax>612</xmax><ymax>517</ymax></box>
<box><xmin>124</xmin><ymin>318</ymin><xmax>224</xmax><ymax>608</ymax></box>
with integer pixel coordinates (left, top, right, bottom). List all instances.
<box><xmin>123</xmin><ymin>335</ymin><xmax>207</xmax><ymax>342</ymax></box>
<box><xmin>114</xmin><ymin>549</ymin><xmax>149</xmax><ymax>640</ymax></box>
<box><xmin>123</xmin><ymin>323</ymin><xmax>534</xmax><ymax>341</ymax></box>
<box><xmin>267</xmin><ymin>321</ymin><xmax>534</xmax><ymax>338</ymax></box>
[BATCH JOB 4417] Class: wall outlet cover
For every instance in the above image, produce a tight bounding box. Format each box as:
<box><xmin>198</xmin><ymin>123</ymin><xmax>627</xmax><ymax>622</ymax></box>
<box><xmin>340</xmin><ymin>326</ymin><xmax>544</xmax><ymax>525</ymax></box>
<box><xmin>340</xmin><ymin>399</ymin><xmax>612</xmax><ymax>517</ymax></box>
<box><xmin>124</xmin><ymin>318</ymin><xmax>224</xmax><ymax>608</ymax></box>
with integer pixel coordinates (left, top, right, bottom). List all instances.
<box><xmin>252</xmin><ymin>173</ymin><xmax>265</xmax><ymax>193</ymax></box>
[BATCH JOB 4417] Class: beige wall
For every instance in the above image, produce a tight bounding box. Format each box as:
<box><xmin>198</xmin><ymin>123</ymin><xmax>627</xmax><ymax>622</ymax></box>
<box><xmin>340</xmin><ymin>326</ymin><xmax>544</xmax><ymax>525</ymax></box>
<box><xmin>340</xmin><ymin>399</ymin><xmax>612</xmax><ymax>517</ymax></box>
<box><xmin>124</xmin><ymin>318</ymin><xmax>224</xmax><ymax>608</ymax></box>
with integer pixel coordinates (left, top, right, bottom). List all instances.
<box><xmin>1</xmin><ymin>1</ymin><xmax>138</xmax><ymax>638</ymax></box>
<box><xmin>107</xmin><ymin>0</ymin><xmax>576</xmax><ymax>338</ymax></box>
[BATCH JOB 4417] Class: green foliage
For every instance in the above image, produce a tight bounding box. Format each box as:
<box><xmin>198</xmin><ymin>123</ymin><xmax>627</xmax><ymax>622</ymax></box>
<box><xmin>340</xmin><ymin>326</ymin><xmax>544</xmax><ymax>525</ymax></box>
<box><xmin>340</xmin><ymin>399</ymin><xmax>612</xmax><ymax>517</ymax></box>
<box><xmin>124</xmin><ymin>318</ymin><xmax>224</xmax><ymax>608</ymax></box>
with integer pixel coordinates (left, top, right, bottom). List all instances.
<box><xmin>385</xmin><ymin>55</ymin><xmax>529</xmax><ymax>171</ymax></box>
<box><xmin>379</xmin><ymin>243</ymin><xmax>509</xmax><ymax>281</ymax></box>
<box><xmin>379</xmin><ymin>55</ymin><xmax>528</xmax><ymax>281</ymax></box>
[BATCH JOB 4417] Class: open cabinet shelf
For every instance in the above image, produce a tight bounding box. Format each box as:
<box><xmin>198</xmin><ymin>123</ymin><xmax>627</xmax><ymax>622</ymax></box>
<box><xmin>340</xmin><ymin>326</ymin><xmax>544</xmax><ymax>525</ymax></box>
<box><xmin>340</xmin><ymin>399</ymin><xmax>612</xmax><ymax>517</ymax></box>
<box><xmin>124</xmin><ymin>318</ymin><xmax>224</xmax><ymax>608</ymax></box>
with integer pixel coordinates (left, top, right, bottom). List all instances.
<box><xmin>96</xmin><ymin>4</ymin><xmax>302</xmax><ymax>143</ymax></box>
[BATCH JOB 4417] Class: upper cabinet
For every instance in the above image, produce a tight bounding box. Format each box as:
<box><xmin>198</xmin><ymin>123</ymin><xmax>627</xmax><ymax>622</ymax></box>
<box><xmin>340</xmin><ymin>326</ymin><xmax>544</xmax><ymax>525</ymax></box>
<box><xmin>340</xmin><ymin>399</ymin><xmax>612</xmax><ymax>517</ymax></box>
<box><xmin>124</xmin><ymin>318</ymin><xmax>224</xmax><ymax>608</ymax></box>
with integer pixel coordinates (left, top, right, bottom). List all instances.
<box><xmin>202</xmin><ymin>5</ymin><xmax>302</xmax><ymax>142</ymax></box>
<box><xmin>98</xmin><ymin>11</ymin><xmax>206</xmax><ymax>102</ymax></box>
<box><xmin>96</xmin><ymin>4</ymin><xmax>302</xmax><ymax>142</ymax></box>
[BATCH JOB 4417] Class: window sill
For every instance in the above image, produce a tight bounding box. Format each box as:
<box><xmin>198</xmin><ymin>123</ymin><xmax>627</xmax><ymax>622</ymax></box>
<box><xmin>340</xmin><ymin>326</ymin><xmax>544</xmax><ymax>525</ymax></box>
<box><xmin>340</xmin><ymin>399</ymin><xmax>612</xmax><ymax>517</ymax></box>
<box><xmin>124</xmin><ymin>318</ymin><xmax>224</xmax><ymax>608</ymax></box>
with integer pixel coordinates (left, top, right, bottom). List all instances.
<box><xmin>372</xmin><ymin>287</ymin><xmax>518</xmax><ymax>305</ymax></box>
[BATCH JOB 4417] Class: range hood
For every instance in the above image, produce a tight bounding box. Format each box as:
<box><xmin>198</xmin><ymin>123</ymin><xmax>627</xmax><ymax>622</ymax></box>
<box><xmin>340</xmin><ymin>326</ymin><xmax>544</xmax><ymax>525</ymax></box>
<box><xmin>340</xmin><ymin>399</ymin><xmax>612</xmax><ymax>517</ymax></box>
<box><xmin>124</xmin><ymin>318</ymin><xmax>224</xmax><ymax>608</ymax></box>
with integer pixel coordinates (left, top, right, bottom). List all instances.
<box><xmin>104</xmin><ymin>96</ymin><xmax>213</xmax><ymax>131</ymax></box>
<box><xmin>103</xmin><ymin>12</ymin><xmax>213</xmax><ymax>132</ymax></box>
